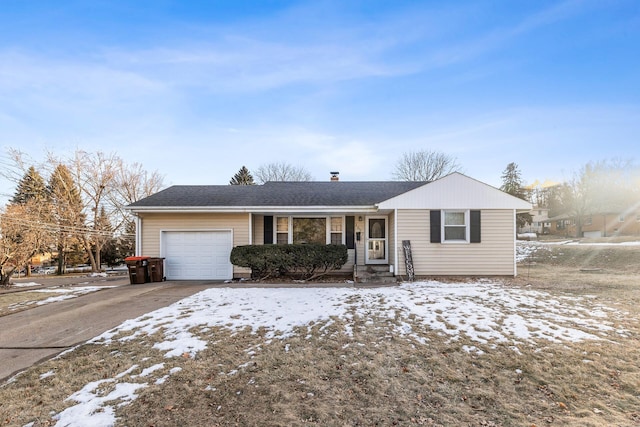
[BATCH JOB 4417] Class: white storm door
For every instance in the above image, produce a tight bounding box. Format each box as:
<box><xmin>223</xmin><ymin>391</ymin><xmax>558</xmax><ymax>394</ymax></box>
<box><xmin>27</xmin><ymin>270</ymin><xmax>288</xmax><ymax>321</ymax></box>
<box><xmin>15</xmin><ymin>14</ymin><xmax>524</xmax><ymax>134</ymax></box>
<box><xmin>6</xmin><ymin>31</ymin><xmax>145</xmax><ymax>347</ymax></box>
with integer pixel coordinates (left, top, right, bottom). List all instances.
<box><xmin>366</xmin><ymin>217</ymin><xmax>387</xmax><ymax>264</ymax></box>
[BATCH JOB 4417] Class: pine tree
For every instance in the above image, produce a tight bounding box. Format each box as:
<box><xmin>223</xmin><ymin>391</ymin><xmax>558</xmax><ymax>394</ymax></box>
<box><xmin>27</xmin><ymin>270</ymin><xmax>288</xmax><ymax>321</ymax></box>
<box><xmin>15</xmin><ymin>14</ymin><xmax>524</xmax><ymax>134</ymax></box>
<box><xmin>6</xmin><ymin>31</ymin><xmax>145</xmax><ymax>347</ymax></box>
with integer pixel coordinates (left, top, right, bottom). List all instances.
<box><xmin>48</xmin><ymin>164</ymin><xmax>86</xmax><ymax>274</ymax></box>
<box><xmin>500</xmin><ymin>162</ymin><xmax>527</xmax><ymax>198</ymax></box>
<box><xmin>11</xmin><ymin>166</ymin><xmax>49</xmax><ymax>205</ymax></box>
<box><xmin>229</xmin><ymin>166</ymin><xmax>255</xmax><ymax>185</ymax></box>
<box><xmin>500</xmin><ymin>162</ymin><xmax>532</xmax><ymax>228</ymax></box>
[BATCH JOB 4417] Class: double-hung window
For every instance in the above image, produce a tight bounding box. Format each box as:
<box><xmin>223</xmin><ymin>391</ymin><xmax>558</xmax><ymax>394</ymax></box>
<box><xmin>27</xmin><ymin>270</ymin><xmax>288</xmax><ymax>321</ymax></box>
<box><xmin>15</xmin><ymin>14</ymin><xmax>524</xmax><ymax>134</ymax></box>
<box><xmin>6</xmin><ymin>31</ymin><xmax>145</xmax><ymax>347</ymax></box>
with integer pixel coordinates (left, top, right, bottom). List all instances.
<box><xmin>430</xmin><ymin>210</ymin><xmax>481</xmax><ymax>244</ymax></box>
<box><xmin>443</xmin><ymin>211</ymin><xmax>468</xmax><ymax>242</ymax></box>
<box><xmin>330</xmin><ymin>217</ymin><xmax>343</xmax><ymax>245</ymax></box>
<box><xmin>276</xmin><ymin>217</ymin><xmax>289</xmax><ymax>244</ymax></box>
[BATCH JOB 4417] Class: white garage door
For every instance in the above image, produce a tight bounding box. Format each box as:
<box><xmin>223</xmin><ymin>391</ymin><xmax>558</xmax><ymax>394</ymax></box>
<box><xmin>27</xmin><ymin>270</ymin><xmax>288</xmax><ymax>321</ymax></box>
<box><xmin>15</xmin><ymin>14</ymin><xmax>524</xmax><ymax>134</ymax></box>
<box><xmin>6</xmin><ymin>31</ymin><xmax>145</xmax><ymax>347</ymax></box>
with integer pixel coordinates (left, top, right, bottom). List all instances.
<box><xmin>162</xmin><ymin>231</ymin><xmax>233</xmax><ymax>280</ymax></box>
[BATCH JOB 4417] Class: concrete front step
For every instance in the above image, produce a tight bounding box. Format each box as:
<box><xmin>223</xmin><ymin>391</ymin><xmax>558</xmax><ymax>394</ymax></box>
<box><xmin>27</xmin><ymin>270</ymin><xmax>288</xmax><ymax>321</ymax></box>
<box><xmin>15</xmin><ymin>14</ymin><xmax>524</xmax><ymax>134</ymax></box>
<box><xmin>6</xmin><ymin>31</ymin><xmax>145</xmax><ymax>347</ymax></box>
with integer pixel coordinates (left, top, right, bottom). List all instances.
<box><xmin>357</xmin><ymin>266</ymin><xmax>398</xmax><ymax>284</ymax></box>
<box><xmin>364</xmin><ymin>265</ymin><xmax>393</xmax><ymax>273</ymax></box>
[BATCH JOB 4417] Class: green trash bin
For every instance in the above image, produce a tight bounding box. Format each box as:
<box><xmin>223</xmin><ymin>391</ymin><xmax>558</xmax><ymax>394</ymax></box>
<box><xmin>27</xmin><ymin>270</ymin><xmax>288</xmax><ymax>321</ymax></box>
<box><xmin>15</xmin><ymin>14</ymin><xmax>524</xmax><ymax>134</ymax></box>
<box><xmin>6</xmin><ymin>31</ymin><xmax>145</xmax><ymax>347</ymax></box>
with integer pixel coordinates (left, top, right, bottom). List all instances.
<box><xmin>124</xmin><ymin>256</ymin><xmax>150</xmax><ymax>284</ymax></box>
<box><xmin>148</xmin><ymin>257</ymin><xmax>165</xmax><ymax>282</ymax></box>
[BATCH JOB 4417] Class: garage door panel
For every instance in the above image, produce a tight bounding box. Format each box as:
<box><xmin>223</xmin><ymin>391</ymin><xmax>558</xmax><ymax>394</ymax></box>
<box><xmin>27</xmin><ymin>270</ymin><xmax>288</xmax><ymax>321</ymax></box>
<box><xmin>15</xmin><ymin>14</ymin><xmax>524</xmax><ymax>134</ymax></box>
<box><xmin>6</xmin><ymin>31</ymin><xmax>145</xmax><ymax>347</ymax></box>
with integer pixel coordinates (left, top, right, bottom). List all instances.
<box><xmin>162</xmin><ymin>231</ymin><xmax>233</xmax><ymax>280</ymax></box>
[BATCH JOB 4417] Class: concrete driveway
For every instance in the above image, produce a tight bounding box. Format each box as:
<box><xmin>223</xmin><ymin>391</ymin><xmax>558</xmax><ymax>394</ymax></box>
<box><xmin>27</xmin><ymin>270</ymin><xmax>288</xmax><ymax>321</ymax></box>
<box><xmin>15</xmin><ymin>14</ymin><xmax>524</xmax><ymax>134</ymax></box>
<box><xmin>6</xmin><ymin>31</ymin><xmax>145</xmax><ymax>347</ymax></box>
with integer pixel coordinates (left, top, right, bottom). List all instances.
<box><xmin>0</xmin><ymin>278</ymin><xmax>216</xmax><ymax>381</ymax></box>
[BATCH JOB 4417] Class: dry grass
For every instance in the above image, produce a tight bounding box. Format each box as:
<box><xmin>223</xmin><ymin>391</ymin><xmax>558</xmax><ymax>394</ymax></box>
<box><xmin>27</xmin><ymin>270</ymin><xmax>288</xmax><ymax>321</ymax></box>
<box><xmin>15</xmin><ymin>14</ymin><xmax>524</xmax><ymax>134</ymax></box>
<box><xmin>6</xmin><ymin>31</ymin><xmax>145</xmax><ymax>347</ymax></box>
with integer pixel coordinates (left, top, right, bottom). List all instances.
<box><xmin>1</xmin><ymin>243</ymin><xmax>640</xmax><ymax>426</ymax></box>
<box><xmin>0</xmin><ymin>291</ymin><xmax>57</xmax><ymax>316</ymax></box>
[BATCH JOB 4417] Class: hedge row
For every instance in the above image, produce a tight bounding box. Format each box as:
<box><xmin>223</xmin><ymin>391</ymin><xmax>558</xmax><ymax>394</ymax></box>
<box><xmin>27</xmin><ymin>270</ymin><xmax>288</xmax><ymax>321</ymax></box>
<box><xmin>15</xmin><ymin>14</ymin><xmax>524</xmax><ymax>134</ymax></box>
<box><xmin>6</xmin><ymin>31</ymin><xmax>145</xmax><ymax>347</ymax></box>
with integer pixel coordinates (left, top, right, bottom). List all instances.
<box><xmin>230</xmin><ymin>244</ymin><xmax>348</xmax><ymax>280</ymax></box>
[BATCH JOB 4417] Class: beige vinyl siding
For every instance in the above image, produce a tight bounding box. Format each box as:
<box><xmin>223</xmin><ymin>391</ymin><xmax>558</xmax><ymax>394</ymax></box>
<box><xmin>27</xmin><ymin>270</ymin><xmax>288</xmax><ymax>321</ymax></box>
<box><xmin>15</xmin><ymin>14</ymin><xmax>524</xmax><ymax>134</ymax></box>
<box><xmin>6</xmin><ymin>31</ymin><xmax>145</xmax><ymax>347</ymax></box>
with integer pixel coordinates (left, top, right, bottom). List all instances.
<box><xmin>395</xmin><ymin>209</ymin><xmax>516</xmax><ymax>276</ymax></box>
<box><xmin>139</xmin><ymin>212</ymin><xmax>251</xmax><ymax>277</ymax></box>
<box><xmin>355</xmin><ymin>215</ymin><xmax>366</xmax><ymax>267</ymax></box>
<box><xmin>252</xmin><ymin>214</ymin><xmax>264</xmax><ymax>245</ymax></box>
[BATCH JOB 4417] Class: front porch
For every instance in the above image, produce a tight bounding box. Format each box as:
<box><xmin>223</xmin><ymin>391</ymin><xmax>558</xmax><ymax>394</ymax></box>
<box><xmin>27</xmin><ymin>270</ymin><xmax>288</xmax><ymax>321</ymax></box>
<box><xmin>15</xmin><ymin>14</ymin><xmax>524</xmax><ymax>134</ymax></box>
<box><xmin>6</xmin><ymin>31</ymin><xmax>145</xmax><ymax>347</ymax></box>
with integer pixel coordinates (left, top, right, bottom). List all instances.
<box><xmin>250</xmin><ymin>212</ymin><xmax>398</xmax><ymax>279</ymax></box>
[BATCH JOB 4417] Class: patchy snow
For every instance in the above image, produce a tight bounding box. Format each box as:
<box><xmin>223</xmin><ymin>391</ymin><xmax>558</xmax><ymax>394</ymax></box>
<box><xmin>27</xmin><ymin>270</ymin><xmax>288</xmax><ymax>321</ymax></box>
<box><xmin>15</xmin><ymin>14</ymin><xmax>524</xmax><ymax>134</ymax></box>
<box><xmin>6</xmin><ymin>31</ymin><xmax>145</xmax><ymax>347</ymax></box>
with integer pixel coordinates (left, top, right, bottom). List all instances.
<box><xmin>53</xmin><ymin>372</ymin><xmax>146</xmax><ymax>427</ymax></box>
<box><xmin>516</xmin><ymin>241</ymin><xmax>546</xmax><ymax>262</ymax></box>
<box><xmin>90</xmin><ymin>273</ymin><xmax>108</xmax><ymax>277</ymax></box>
<box><xmin>92</xmin><ymin>281</ymin><xmax>626</xmax><ymax>355</ymax></box>
<box><xmin>516</xmin><ymin>239</ymin><xmax>640</xmax><ymax>263</ymax></box>
<box><xmin>39</xmin><ymin>370</ymin><xmax>55</xmax><ymax>379</ymax></box>
<box><xmin>523</xmin><ymin>240</ymin><xmax>640</xmax><ymax>247</ymax></box>
<box><xmin>11</xmin><ymin>282</ymin><xmax>42</xmax><ymax>288</ymax></box>
<box><xmin>7</xmin><ymin>286</ymin><xmax>113</xmax><ymax>312</ymax></box>
<box><xmin>55</xmin><ymin>280</ymin><xmax>628</xmax><ymax>426</ymax></box>
<box><xmin>565</xmin><ymin>241</ymin><xmax>640</xmax><ymax>246</ymax></box>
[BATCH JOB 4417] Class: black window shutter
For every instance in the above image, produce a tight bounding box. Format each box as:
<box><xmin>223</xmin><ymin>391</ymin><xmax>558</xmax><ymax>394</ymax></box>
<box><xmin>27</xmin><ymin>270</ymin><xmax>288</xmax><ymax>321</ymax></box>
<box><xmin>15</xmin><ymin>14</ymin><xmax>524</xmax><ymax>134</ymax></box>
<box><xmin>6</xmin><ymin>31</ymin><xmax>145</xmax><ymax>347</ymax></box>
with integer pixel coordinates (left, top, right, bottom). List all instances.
<box><xmin>470</xmin><ymin>210</ymin><xmax>481</xmax><ymax>243</ymax></box>
<box><xmin>430</xmin><ymin>210</ymin><xmax>441</xmax><ymax>243</ymax></box>
<box><xmin>345</xmin><ymin>216</ymin><xmax>355</xmax><ymax>249</ymax></box>
<box><xmin>264</xmin><ymin>216</ymin><xmax>273</xmax><ymax>244</ymax></box>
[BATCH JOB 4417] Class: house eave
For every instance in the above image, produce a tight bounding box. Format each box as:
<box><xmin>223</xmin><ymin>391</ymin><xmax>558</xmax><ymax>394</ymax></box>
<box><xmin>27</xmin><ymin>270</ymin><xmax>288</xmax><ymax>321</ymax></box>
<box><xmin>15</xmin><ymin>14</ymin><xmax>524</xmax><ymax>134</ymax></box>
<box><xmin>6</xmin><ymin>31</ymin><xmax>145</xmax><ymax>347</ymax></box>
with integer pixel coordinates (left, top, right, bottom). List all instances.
<box><xmin>126</xmin><ymin>205</ymin><xmax>379</xmax><ymax>214</ymax></box>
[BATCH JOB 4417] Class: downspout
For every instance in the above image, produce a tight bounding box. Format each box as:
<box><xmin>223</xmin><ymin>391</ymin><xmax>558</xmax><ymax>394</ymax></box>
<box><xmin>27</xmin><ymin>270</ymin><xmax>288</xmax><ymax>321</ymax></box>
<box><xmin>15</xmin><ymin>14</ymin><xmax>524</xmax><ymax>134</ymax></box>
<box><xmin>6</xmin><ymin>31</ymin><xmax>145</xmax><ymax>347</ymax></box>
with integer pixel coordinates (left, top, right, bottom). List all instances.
<box><xmin>135</xmin><ymin>214</ymin><xmax>142</xmax><ymax>256</ymax></box>
<box><xmin>513</xmin><ymin>209</ymin><xmax>517</xmax><ymax>277</ymax></box>
<box><xmin>394</xmin><ymin>208</ymin><xmax>398</xmax><ymax>277</ymax></box>
<box><xmin>354</xmin><ymin>242</ymin><xmax>357</xmax><ymax>282</ymax></box>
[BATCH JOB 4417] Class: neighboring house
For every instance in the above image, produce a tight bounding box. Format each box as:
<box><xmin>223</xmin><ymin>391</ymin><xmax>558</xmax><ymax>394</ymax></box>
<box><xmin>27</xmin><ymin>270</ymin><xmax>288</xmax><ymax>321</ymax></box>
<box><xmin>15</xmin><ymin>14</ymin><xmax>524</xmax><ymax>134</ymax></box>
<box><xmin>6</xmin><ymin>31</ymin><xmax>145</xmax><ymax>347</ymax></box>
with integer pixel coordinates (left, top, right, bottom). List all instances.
<box><xmin>581</xmin><ymin>210</ymin><xmax>640</xmax><ymax>238</ymax></box>
<box><xmin>547</xmin><ymin>206</ymin><xmax>640</xmax><ymax>238</ymax></box>
<box><xmin>518</xmin><ymin>206</ymin><xmax>550</xmax><ymax>235</ymax></box>
<box><xmin>126</xmin><ymin>172</ymin><xmax>532</xmax><ymax>281</ymax></box>
<box><xmin>29</xmin><ymin>252</ymin><xmax>53</xmax><ymax>267</ymax></box>
<box><xmin>578</xmin><ymin>209</ymin><xmax>640</xmax><ymax>238</ymax></box>
<box><xmin>547</xmin><ymin>213</ymin><xmax>576</xmax><ymax>237</ymax></box>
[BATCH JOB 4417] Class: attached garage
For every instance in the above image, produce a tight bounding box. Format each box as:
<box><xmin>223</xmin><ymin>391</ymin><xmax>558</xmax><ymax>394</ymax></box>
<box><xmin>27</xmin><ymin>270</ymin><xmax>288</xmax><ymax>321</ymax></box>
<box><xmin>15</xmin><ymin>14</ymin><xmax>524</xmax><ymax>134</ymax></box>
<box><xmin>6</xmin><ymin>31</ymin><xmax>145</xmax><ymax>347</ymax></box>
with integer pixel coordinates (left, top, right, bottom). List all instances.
<box><xmin>162</xmin><ymin>230</ymin><xmax>233</xmax><ymax>280</ymax></box>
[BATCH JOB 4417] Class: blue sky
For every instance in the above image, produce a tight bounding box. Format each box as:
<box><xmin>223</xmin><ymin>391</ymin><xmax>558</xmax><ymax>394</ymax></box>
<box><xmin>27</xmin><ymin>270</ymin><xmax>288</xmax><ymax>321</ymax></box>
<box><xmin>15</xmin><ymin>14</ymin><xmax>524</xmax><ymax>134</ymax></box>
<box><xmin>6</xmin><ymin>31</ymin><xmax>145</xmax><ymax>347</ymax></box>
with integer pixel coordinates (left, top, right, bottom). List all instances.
<box><xmin>1</xmin><ymin>0</ymin><xmax>638</xmax><ymax>197</ymax></box>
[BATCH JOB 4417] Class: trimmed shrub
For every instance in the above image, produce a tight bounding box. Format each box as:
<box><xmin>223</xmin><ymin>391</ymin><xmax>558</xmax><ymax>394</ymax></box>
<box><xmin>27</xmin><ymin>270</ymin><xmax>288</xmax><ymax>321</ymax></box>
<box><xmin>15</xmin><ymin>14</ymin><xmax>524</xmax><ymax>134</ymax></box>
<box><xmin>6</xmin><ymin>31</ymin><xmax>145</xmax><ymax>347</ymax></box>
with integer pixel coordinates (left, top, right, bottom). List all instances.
<box><xmin>230</xmin><ymin>244</ymin><xmax>348</xmax><ymax>280</ymax></box>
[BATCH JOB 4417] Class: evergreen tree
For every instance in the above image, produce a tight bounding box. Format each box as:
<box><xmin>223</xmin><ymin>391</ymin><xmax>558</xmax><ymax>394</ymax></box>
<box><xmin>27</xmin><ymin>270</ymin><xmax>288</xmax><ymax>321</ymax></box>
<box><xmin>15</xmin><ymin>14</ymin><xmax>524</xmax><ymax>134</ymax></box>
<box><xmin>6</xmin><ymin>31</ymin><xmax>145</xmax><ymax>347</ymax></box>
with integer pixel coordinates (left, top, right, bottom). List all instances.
<box><xmin>48</xmin><ymin>164</ymin><xmax>86</xmax><ymax>274</ymax></box>
<box><xmin>229</xmin><ymin>166</ymin><xmax>255</xmax><ymax>185</ymax></box>
<box><xmin>500</xmin><ymin>162</ymin><xmax>527</xmax><ymax>199</ymax></box>
<box><xmin>500</xmin><ymin>162</ymin><xmax>532</xmax><ymax>229</ymax></box>
<box><xmin>7</xmin><ymin>166</ymin><xmax>51</xmax><ymax>277</ymax></box>
<box><xmin>11</xmin><ymin>166</ymin><xmax>49</xmax><ymax>205</ymax></box>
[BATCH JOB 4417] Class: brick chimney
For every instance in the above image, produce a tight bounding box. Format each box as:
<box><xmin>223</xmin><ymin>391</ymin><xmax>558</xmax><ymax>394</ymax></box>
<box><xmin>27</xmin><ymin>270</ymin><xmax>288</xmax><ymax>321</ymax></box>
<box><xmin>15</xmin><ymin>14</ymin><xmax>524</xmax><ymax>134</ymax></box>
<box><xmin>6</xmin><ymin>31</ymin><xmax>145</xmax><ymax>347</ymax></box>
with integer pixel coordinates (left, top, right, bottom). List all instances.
<box><xmin>330</xmin><ymin>171</ymin><xmax>339</xmax><ymax>181</ymax></box>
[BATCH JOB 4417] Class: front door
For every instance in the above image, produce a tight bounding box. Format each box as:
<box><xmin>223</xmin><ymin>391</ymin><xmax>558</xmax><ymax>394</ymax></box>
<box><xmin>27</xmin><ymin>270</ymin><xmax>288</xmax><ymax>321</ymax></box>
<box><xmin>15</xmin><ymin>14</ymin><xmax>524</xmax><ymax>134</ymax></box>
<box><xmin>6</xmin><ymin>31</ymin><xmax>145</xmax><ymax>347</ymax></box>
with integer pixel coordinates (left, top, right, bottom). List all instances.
<box><xmin>366</xmin><ymin>217</ymin><xmax>387</xmax><ymax>264</ymax></box>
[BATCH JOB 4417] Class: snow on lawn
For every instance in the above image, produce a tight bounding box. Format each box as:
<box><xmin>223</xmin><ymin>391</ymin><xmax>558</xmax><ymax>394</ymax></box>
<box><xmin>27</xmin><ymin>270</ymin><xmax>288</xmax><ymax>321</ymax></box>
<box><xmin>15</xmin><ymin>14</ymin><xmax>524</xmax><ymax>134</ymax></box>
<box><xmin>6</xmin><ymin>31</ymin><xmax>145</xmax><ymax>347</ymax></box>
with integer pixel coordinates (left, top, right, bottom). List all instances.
<box><xmin>54</xmin><ymin>280</ymin><xmax>628</xmax><ymax>427</ymax></box>
<box><xmin>516</xmin><ymin>239</ymin><xmax>640</xmax><ymax>264</ymax></box>
<box><xmin>7</xmin><ymin>286</ymin><xmax>112</xmax><ymax>312</ymax></box>
<box><xmin>11</xmin><ymin>282</ymin><xmax>42</xmax><ymax>288</ymax></box>
<box><xmin>516</xmin><ymin>241</ymin><xmax>544</xmax><ymax>262</ymax></box>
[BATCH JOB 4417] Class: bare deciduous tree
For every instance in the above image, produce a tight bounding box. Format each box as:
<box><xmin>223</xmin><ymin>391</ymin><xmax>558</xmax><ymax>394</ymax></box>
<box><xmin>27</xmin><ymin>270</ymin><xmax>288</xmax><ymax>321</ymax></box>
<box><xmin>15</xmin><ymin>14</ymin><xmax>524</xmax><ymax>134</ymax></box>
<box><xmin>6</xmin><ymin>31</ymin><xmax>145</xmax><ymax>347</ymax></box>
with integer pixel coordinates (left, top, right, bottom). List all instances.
<box><xmin>66</xmin><ymin>150</ymin><xmax>120</xmax><ymax>271</ymax></box>
<box><xmin>1</xmin><ymin>147</ymin><xmax>165</xmax><ymax>276</ymax></box>
<box><xmin>0</xmin><ymin>201</ymin><xmax>54</xmax><ymax>287</ymax></box>
<box><xmin>111</xmin><ymin>160</ymin><xmax>164</xmax><ymax>220</ymax></box>
<box><xmin>110</xmin><ymin>160</ymin><xmax>165</xmax><ymax>256</ymax></box>
<box><xmin>560</xmin><ymin>159</ymin><xmax>640</xmax><ymax>238</ymax></box>
<box><xmin>254</xmin><ymin>162</ymin><xmax>313</xmax><ymax>184</ymax></box>
<box><xmin>392</xmin><ymin>150</ymin><xmax>462</xmax><ymax>182</ymax></box>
